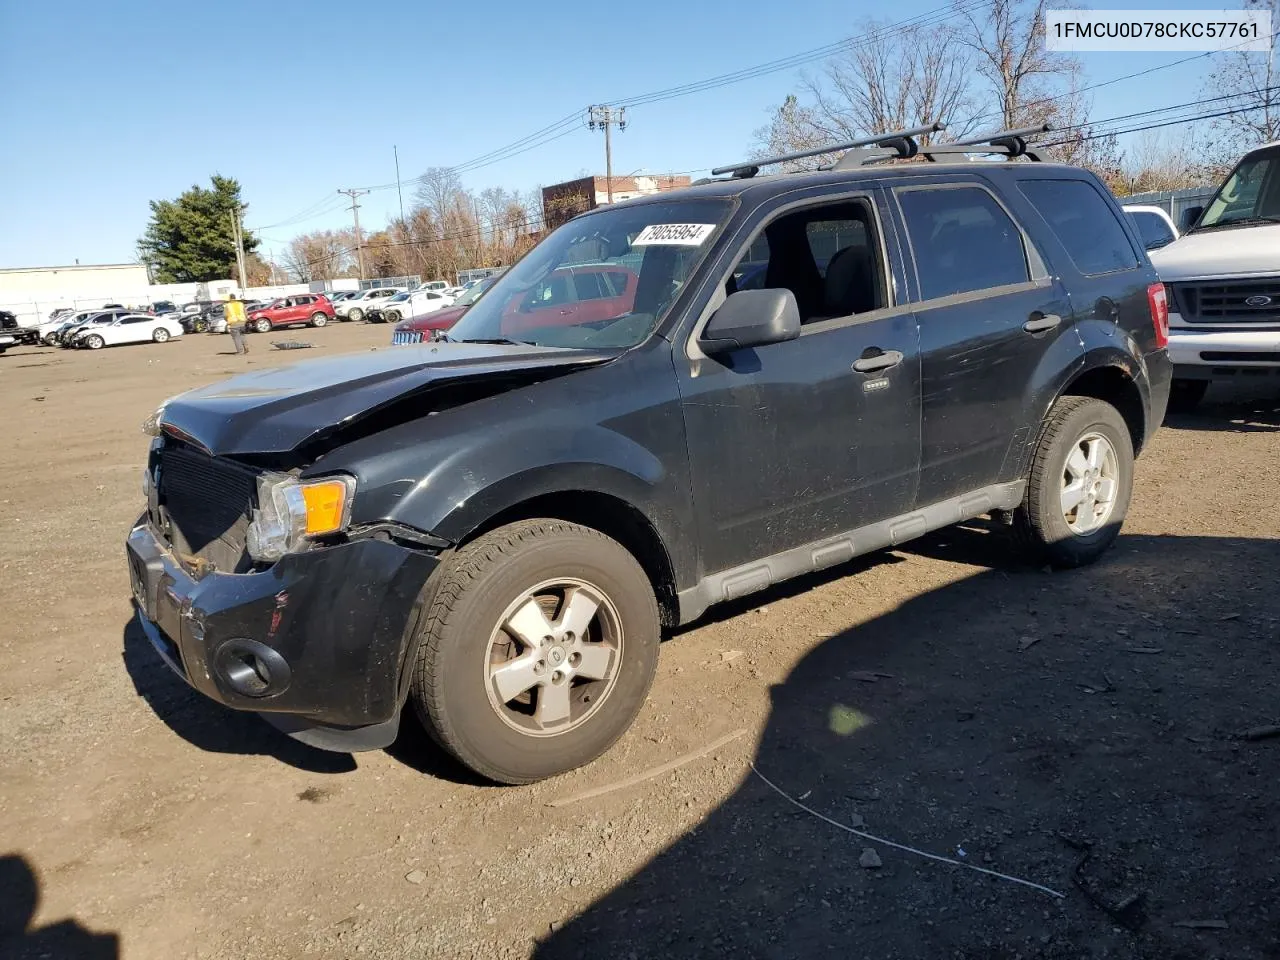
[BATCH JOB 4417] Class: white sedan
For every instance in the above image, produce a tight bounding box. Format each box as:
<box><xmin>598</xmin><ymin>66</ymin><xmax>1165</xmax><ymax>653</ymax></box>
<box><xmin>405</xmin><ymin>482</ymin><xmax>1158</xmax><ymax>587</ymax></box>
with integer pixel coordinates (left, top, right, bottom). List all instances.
<box><xmin>373</xmin><ymin>289</ymin><xmax>456</xmax><ymax>323</ymax></box>
<box><xmin>334</xmin><ymin>288</ymin><xmax>406</xmax><ymax>322</ymax></box>
<box><xmin>73</xmin><ymin>313</ymin><xmax>184</xmax><ymax>349</ymax></box>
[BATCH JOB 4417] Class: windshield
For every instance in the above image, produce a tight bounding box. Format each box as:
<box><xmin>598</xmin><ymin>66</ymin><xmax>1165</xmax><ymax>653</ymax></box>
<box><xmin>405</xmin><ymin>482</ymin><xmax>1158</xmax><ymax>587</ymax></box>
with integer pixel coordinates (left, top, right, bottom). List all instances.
<box><xmin>453</xmin><ymin>280</ymin><xmax>493</xmax><ymax>307</ymax></box>
<box><xmin>388</xmin><ymin>292</ymin><xmax>409</xmax><ymax>302</ymax></box>
<box><xmin>1197</xmin><ymin>147</ymin><xmax>1280</xmax><ymax>229</ymax></box>
<box><xmin>446</xmin><ymin>198</ymin><xmax>732</xmax><ymax>349</ymax></box>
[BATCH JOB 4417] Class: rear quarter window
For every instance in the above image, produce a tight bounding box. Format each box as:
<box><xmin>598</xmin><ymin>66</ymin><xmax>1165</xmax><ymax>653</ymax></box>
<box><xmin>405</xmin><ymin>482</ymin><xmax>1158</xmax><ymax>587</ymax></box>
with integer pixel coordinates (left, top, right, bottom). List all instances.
<box><xmin>1019</xmin><ymin>178</ymin><xmax>1139</xmax><ymax>276</ymax></box>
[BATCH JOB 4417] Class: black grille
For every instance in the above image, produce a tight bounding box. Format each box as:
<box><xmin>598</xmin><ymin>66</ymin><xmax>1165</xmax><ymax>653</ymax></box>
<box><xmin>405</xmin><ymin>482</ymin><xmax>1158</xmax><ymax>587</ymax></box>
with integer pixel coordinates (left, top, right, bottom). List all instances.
<box><xmin>1171</xmin><ymin>279</ymin><xmax>1280</xmax><ymax>324</ymax></box>
<box><xmin>157</xmin><ymin>443</ymin><xmax>258</xmax><ymax>572</ymax></box>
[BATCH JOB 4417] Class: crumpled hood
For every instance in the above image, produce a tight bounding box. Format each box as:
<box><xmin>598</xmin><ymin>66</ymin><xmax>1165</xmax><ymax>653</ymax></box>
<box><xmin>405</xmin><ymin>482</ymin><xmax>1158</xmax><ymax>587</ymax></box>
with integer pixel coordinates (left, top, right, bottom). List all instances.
<box><xmin>160</xmin><ymin>341</ymin><xmax>614</xmax><ymax>458</ymax></box>
<box><xmin>1150</xmin><ymin>223</ymin><xmax>1280</xmax><ymax>281</ymax></box>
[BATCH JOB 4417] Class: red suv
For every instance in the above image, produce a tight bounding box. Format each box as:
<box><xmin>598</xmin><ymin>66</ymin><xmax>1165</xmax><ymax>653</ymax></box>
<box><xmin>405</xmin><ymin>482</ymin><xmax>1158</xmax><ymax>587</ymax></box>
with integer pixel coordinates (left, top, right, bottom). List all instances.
<box><xmin>247</xmin><ymin>294</ymin><xmax>335</xmax><ymax>332</ymax></box>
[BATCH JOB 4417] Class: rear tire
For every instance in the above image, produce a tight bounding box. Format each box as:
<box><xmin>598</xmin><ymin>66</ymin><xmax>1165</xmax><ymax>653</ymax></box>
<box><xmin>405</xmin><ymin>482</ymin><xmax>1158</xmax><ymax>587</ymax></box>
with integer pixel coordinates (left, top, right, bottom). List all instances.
<box><xmin>1167</xmin><ymin>378</ymin><xmax>1208</xmax><ymax>415</ymax></box>
<box><xmin>349</xmin><ymin>307</ymin><xmax>364</xmax><ymax>322</ymax></box>
<box><xmin>1013</xmin><ymin>396</ymin><xmax>1133</xmax><ymax>569</ymax></box>
<box><xmin>310</xmin><ymin>312</ymin><xmax>328</xmax><ymax>327</ymax></box>
<box><xmin>253</xmin><ymin>317</ymin><xmax>271</xmax><ymax>334</ymax></box>
<box><xmin>409</xmin><ymin>519</ymin><xmax>660</xmax><ymax>784</ymax></box>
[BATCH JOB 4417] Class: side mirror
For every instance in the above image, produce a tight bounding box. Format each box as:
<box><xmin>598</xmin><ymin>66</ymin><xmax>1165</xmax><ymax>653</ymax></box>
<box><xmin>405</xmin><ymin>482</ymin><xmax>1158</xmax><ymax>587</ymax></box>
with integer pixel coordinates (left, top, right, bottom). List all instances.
<box><xmin>1180</xmin><ymin>205</ymin><xmax>1204</xmax><ymax>231</ymax></box>
<box><xmin>699</xmin><ymin>289</ymin><xmax>801</xmax><ymax>355</ymax></box>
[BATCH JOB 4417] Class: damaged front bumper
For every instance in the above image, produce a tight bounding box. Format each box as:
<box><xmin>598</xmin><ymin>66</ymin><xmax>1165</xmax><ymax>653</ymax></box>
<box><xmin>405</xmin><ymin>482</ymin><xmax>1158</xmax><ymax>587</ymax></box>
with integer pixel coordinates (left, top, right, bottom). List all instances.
<box><xmin>126</xmin><ymin>518</ymin><xmax>440</xmax><ymax>752</ymax></box>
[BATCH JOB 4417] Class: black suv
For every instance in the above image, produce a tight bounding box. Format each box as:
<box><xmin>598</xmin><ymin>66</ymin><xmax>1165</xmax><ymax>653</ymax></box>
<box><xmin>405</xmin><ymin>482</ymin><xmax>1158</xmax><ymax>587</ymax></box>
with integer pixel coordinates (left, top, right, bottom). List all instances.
<box><xmin>127</xmin><ymin>126</ymin><xmax>1172</xmax><ymax>784</ymax></box>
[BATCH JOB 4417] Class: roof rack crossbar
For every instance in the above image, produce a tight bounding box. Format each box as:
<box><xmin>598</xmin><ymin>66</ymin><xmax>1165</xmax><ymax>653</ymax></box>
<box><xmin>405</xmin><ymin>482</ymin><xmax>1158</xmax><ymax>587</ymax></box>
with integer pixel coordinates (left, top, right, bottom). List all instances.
<box><xmin>710</xmin><ymin>122</ymin><xmax>944</xmax><ymax>178</ymax></box>
<box><xmin>925</xmin><ymin>123</ymin><xmax>1051</xmax><ymax>162</ymax></box>
<box><xmin>947</xmin><ymin>123</ymin><xmax>1051</xmax><ymax>146</ymax></box>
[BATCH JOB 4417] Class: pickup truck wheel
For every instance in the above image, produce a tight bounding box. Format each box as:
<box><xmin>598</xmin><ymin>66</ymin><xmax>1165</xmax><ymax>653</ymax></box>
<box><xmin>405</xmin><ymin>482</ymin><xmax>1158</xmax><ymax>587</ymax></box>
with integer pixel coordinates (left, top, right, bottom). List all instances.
<box><xmin>349</xmin><ymin>307</ymin><xmax>364</xmax><ymax>322</ymax></box>
<box><xmin>1167</xmin><ymin>378</ymin><xmax>1208</xmax><ymax>415</ymax></box>
<box><xmin>410</xmin><ymin>519</ymin><xmax>660</xmax><ymax>784</ymax></box>
<box><xmin>310</xmin><ymin>312</ymin><xmax>328</xmax><ymax>327</ymax></box>
<box><xmin>253</xmin><ymin>317</ymin><xmax>272</xmax><ymax>333</ymax></box>
<box><xmin>1014</xmin><ymin>396</ymin><xmax>1133</xmax><ymax>569</ymax></box>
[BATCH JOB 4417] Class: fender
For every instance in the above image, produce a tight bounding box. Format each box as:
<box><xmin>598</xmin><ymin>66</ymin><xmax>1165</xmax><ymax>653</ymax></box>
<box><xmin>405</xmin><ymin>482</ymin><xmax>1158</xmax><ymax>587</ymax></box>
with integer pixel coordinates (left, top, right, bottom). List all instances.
<box><xmin>312</xmin><ymin>345</ymin><xmax>700</xmax><ymax>590</ymax></box>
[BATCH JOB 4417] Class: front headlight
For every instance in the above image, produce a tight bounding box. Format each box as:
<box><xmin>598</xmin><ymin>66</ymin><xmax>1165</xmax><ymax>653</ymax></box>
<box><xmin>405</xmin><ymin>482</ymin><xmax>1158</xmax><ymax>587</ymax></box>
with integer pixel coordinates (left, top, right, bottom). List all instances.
<box><xmin>246</xmin><ymin>474</ymin><xmax>356</xmax><ymax>562</ymax></box>
<box><xmin>141</xmin><ymin>396</ymin><xmax>176</xmax><ymax>436</ymax></box>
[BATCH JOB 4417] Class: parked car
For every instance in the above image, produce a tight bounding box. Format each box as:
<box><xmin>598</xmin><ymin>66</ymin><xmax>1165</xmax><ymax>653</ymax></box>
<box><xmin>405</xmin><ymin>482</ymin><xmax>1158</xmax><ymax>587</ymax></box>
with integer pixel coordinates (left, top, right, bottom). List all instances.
<box><xmin>368</xmin><ymin>289</ymin><xmax>455</xmax><ymax>324</ymax></box>
<box><xmin>72</xmin><ymin>313</ymin><xmax>183</xmax><ymax>349</ymax></box>
<box><xmin>247</xmin><ymin>294</ymin><xmax>335</xmax><ymax>332</ymax></box>
<box><xmin>0</xmin><ymin>333</ymin><xmax>15</xmax><ymax>354</ymax></box>
<box><xmin>149</xmin><ymin>300</ymin><xmax>179</xmax><ymax>316</ymax></box>
<box><xmin>0</xmin><ymin>309</ymin><xmax>40</xmax><ymax>346</ymax></box>
<box><xmin>334</xmin><ymin>287</ymin><xmax>405</xmax><ymax>322</ymax></box>
<box><xmin>390</xmin><ymin>277</ymin><xmax>496</xmax><ymax>343</ymax></box>
<box><xmin>417</xmin><ymin>280</ymin><xmax>449</xmax><ymax>292</ymax></box>
<box><xmin>1148</xmin><ymin>139</ymin><xmax>1280</xmax><ymax>412</ymax></box>
<box><xmin>1123</xmin><ymin>205</ymin><xmax>1179</xmax><ymax>251</ymax></box>
<box><xmin>57</xmin><ymin>309</ymin><xmax>135</xmax><ymax>345</ymax></box>
<box><xmin>127</xmin><ymin>128</ymin><xmax>1171</xmax><ymax>784</ymax></box>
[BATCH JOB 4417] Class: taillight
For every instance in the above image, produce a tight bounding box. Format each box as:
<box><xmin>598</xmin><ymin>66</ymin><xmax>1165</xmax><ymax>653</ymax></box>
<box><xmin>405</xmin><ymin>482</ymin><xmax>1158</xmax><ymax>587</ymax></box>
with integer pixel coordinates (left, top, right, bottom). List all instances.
<box><xmin>1147</xmin><ymin>282</ymin><xmax>1169</xmax><ymax>349</ymax></box>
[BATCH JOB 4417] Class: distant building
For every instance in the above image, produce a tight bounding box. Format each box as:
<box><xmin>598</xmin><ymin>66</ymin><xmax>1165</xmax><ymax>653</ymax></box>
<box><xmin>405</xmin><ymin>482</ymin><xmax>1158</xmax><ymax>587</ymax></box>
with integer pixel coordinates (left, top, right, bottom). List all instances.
<box><xmin>0</xmin><ymin>262</ymin><xmax>149</xmax><ymax>302</ymax></box>
<box><xmin>542</xmin><ymin>174</ymin><xmax>693</xmax><ymax>229</ymax></box>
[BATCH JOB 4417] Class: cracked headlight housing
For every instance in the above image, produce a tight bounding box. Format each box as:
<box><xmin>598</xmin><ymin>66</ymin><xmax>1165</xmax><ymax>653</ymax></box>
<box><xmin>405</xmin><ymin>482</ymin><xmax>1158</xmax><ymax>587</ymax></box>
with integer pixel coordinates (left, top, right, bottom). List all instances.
<box><xmin>246</xmin><ymin>474</ymin><xmax>356</xmax><ymax>562</ymax></box>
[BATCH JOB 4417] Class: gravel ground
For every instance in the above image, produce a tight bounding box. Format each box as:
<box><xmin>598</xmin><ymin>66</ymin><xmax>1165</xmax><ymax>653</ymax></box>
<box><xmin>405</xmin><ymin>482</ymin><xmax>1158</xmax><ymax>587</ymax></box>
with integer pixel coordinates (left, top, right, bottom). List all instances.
<box><xmin>1</xmin><ymin>326</ymin><xmax>1278</xmax><ymax>959</ymax></box>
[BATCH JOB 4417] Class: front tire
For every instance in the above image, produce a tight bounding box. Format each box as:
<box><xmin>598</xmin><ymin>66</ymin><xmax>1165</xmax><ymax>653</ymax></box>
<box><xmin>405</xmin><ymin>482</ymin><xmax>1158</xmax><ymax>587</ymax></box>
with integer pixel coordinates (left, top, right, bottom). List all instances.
<box><xmin>84</xmin><ymin>334</ymin><xmax>105</xmax><ymax>350</ymax></box>
<box><xmin>253</xmin><ymin>317</ymin><xmax>272</xmax><ymax>333</ymax></box>
<box><xmin>152</xmin><ymin>327</ymin><xmax>170</xmax><ymax>342</ymax></box>
<box><xmin>410</xmin><ymin>519</ymin><xmax>660</xmax><ymax>784</ymax></box>
<box><xmin>1014</xmin><ymin>396</ymin><xmax>1133</xmax><ymax>568</ymax></box>
<box><xmin>1167</xmin><ymin>378</ymin><xmax>1208</xmax><ymax>415</ymax></box>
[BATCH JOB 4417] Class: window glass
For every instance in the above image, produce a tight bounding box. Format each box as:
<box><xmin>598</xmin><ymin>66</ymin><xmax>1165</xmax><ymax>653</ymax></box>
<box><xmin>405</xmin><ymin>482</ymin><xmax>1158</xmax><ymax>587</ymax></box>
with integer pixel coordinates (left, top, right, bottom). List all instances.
<box><xmin>805</xmin><ymin>219</ymin><xmax>868</xmax><ymax>278</ymax></box>
<box><xmin>1197</xmin><ymin>150</ymin><xmax>1278</xmax><ymax>227</ymax></box>
<box><xmin>725</xmin><ymin>199</ymin><xmax>885</xmax><ymax>321</ymax></box>
<box><xmin>446</xmin><ymin>197</ymin><xmax>731</xmax><ymax>348</ymax></box>
<box><xmin>1019</xmin><ymin>179</ymin><xmax>1138</xmax><ymax>275</ymax></box>
<box><xmin>572</xmin><ymin>271</ymin><xmax>613</xmax><ymax>300</ymax></box>
<box><xmin>1128</xmin><ymin>210</ymin><xmax>1175</xmax><ymax>250</ymax></box>
<box><xmin>898</xmin><ymin>186</ymin><xmax>1030</xmax><ymax>299</ymax></box>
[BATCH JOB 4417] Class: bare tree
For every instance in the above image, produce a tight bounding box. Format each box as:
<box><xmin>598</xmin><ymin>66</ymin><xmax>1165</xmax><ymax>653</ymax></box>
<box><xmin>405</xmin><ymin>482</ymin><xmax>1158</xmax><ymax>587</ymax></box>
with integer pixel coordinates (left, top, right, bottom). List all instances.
<box><xmin>955</xmin><ymin>0</ymin><xmax>1084</xmax><ymax>131</ymax></box>
<box><xmin>755</xmin><ymin>20</ymin><xmax>978</xmax><ymax>168</ymax></box>
<box><xmin>1205</xmin><ymin>0</ymin><xmax>1280</xmax><ymax>149</ymax></box>
<box><xmin>280</xmin><ymin>229</ymin><xmax>354</xmax><ymax>282</ymax></box>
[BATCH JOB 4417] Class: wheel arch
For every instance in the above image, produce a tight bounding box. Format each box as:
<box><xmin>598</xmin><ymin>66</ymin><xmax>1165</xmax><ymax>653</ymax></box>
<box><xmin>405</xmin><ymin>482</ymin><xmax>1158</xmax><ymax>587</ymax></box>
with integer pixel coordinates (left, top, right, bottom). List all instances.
<box><xmin>1060</xmin><ymin>361</ymin><xmax>1147</xmax><ymax>454</ymax></box>
<box><xmin>452</xmin><ymin>487</ymin><xmax>680</xmax><ymax>630</ymax></box>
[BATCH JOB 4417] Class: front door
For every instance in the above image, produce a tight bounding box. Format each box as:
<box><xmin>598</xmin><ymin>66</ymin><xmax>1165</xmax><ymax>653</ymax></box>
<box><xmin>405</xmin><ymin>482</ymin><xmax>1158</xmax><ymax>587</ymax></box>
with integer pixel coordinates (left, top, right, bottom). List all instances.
<box><xmin>890</xmin><ymin>179</ymin><xmax>1075</xmax><ymax>506</ymax></box>
<box><xmin>677</xmin><ymin>191</ymin><xmax>922</xmax><ymax>576</ymax></box>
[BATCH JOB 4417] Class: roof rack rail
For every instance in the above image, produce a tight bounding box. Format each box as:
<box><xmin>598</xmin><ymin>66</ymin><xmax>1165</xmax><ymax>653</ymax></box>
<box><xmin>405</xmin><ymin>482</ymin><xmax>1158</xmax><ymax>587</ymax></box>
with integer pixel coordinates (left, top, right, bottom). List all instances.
<box><xmin>835</xmin><ymin>122</ymin><xmax>1053</xmax><ymax>167</ymax></box>
<box><xmin>708</xmin><ymin>123</ymin><xmax>946</xmax><ymax>179</ymax></box>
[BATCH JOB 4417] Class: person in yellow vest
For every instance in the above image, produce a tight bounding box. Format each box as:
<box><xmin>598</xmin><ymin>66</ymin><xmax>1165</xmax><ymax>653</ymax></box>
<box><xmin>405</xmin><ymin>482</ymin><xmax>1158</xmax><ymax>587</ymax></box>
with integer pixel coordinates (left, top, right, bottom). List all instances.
<box><xmin>225</xmin><ymin>292</ymin><xmax>248</xmax><ymax>355</ymax></box>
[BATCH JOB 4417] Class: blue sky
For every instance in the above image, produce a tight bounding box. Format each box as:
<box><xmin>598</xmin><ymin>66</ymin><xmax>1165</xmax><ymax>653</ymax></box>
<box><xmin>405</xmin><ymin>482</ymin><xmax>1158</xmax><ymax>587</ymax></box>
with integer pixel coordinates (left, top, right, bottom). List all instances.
<box><xmin>0</xmin><ymin>0</ymin><xmax>1225</xmax><ymax>267</ymax></box>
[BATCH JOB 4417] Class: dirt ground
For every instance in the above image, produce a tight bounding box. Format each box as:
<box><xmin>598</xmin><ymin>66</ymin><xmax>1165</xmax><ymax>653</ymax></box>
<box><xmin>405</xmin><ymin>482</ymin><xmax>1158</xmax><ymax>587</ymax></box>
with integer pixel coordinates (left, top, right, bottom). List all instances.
<box><xmin>2</xmin><ymin>324</ymin><xmax>1279</xmax><ymax>960</ymax></box>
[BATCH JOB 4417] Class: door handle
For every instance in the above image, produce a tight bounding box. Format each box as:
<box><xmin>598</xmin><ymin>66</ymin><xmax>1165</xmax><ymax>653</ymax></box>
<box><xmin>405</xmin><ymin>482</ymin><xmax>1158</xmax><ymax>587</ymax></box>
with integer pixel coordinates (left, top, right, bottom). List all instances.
<box><xmin>852</xmin><ymin>349</ymin><xmax>904</xmax><ymax>373</ymax></box>
<box><xmin>1023</xmin><ymin>312</ymin><xmax>1062</xmax><ymax>333</ymax></box>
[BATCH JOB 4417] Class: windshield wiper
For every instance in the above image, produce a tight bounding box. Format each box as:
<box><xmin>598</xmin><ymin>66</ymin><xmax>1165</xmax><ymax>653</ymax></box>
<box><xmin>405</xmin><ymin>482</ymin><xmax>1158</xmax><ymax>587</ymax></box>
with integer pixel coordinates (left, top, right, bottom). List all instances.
<box><xmin>1194</xmin><ymin>215</ymin><xmax>1280</xmax><ymax>231</ymax></box>
<box><xmin>456</xmin><ymin>337</ymin><xmax>529</xmax><ymax>345</ymax></box>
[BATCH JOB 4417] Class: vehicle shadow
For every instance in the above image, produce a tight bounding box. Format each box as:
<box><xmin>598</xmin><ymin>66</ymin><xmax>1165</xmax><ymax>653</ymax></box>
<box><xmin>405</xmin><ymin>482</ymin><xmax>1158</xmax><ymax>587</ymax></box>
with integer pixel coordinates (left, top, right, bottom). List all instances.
<box><xmin>120</xmin><ymin>619</ymin><xmax>356</xmax><ymax>774</ymax></box>
<box><xmin>537</xmin><ymin>530</ymin><xmax>1280</xmax><ymax>960</ymax></box>
<box><xmin>1167</xmin><ymin>382</ymin><xmax>1280</xmax><ymax>433</ymax></box>
<box><xmin>0</xmin><ymin>854</ymin><xmax>119</xmax><ymax>959</ymax></box>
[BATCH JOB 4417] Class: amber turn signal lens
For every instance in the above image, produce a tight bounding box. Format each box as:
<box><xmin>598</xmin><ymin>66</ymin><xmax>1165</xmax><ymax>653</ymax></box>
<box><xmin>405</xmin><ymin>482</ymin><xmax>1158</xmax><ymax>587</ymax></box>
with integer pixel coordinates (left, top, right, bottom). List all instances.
<box><xmin>300</xmin><ymin>480</ymin><xmax>350</xmax><ymax>536</ymax></box>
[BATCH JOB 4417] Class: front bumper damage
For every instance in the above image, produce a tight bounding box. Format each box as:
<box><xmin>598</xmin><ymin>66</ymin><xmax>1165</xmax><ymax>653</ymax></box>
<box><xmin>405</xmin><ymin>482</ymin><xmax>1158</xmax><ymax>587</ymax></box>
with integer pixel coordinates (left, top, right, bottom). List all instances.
<box><xmin>126</xmin><ymin>519</ymin><xmax>440</xmax><ymax>751</ymax></box>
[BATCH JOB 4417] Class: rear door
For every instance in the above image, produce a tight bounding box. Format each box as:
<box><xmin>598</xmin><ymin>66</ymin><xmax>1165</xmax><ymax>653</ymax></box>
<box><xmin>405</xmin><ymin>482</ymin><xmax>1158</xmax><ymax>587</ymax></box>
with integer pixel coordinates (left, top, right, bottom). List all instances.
<box><xmin>116</xmin><ymin>315</ymin><xmax>153</xmax><ymax>343</ymax></box>
<box><xmin>1017</xmin><ymin>176</ymin><xmax>1153</xmax><ymax>350</ymax></box>
<box><xmin>677</xmin><ymin>188</ymin><xmax>922</xmax><ymax>574</ymax></box>
<box><xmin>890</xmin><ymin>177</ymin><xmax>1075</xmax><ymax>506</ymax></box>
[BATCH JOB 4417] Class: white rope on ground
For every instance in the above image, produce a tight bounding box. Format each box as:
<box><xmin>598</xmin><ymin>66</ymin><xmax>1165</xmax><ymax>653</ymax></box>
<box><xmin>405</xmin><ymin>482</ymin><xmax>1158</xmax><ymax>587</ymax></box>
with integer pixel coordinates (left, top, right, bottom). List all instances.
<box><xmin>749</xmin><ymin>762</ymin><xmax>1066</xmax><ymax>899</ymax></box>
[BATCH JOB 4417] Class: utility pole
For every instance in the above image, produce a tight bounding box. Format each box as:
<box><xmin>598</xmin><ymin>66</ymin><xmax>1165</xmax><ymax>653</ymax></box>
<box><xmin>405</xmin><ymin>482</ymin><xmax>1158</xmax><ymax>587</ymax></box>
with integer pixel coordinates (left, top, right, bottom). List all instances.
<box><xmin>587</xmin><ymin>105</ymin><xmax>627</xmax><ymax>204</ymax></box>
<box><xmin>338</xmin><ymin>188</ymin><xmax>370</xmax><ymax>279</ymax></box>
<box><xmin>393</xmin><ymin>146</ymin><xmax>406</xmax><ymax>226</ymax></box>
<box><xmin>229</xmin><ymin>209</ymin><xmax>248</xmax><ymax>291</ymax></box>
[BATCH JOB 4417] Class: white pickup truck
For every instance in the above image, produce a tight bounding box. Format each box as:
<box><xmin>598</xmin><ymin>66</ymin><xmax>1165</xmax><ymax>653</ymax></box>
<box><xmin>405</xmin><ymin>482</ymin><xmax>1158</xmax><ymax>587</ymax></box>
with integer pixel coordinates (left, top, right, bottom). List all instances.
<box><xmin>1149</xmin><ymin>140</ymin><xmax>1280</xmax><ymax>411</ymax></box>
